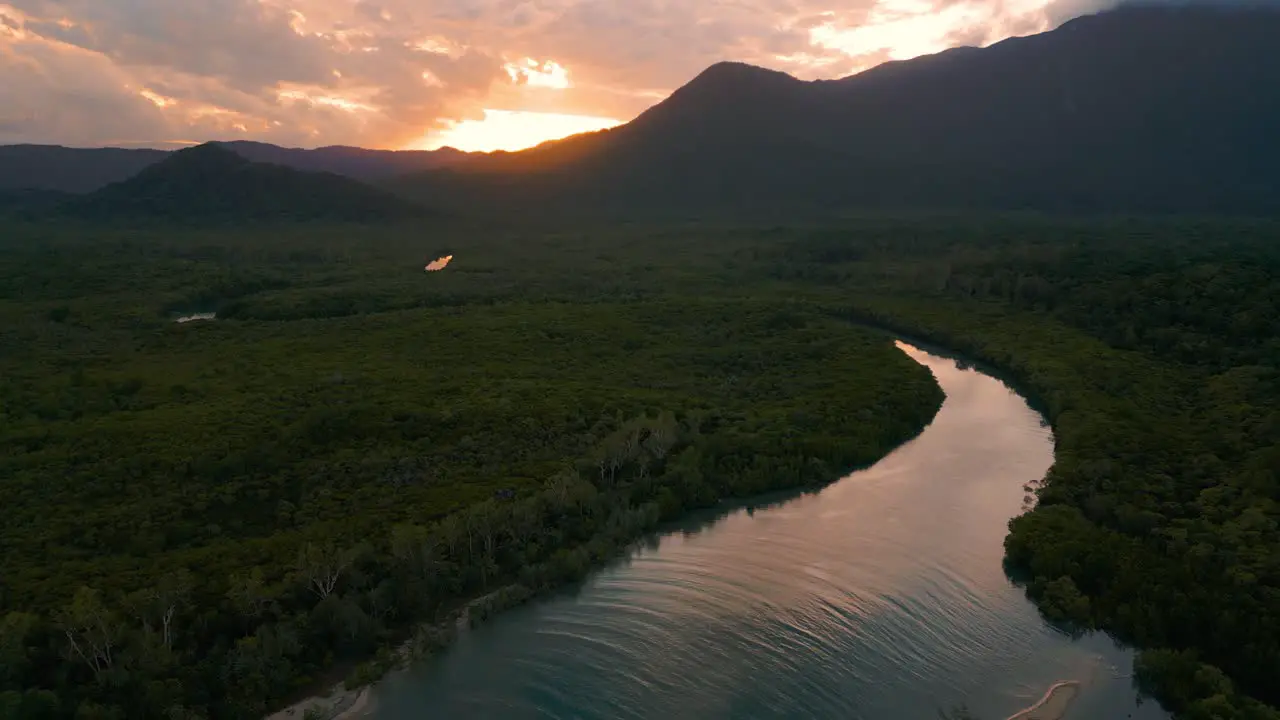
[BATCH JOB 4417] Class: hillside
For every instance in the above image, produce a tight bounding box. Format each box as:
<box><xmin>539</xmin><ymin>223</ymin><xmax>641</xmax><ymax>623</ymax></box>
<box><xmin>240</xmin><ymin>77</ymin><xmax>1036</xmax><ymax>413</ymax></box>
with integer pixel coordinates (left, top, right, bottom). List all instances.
<box><xmin>216</xmin><ymin>141</ymin><xmax>473</xmax><ymax>182</ymax></box>
<box><xmin>57</xmin><ymin>143</ymin><xmax>426</xmax><ymax>222</ymax></box>
<box><xmin>0</xmin><ymin>142</ymin><xmax>470</xmax><ymax>194</ymax></box>
<box><xmin>0</xmin><ymin>189</ymin><xmax>75</xmax><ymax>217</ymax></box>
<box><xmin>0</xmin><ymin>145</ymin><xmax>168</xmax><ymax>194</ymax></box>
<box><xmin>394</xmin><ymin>4</ymin><xmax>1280</xmax><ymax>218</ymax></box>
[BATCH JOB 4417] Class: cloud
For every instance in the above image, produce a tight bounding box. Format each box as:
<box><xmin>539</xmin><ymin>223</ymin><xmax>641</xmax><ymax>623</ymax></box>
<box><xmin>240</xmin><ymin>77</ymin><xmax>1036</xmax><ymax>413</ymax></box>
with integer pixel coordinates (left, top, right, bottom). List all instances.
<box><xmin>0</xmin><ymin>14</ymin><xmax>173</xmax><ymax>145</ymax></box>
<box><xmin>0</xmin><ymin>0</ymin><xmax>1125</xmax><ymax>149</ymax></box>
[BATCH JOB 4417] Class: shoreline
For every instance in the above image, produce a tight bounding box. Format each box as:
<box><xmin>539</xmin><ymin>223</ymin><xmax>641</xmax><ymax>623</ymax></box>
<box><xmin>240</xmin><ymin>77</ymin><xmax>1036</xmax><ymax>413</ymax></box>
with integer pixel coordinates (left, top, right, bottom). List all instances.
<box><xmin>1005</xmin><ymin>680</ymin><xmax>1082</xmax><ymax>720</ymax></box>
<box><xmin>264</xmin><ymin>685</ymin><xmax>369</xmax><ymax>720</ymax></box>
<box><xmin>262</xmin><ymin>591</ymin><xmax>499</xmax><ymax>720</ymax></box>
<box><xmin>259</xmin><ymin>341</ymin><xmax>1094</xmax><ymax>720</ymax></box>
<box><xmin>260</xmin><ymin>431</ymin><xmax>946</xmax><ymax>718</ymax></box>
<box><xmin>252</xmin><ymin>340</ymin><xmax>944</xmax><ymax>720</ymax></box>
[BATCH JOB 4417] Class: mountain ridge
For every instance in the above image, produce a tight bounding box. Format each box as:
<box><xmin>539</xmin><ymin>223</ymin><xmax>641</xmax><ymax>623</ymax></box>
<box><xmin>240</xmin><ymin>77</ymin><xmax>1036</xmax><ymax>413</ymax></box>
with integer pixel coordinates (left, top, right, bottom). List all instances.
<box><xmin>393</xmin><ymin>3</ymin><xmax>1280</xmax><ymax>219</ymax></box>
<box><xmin>53</xmin><ymin>142</ymin><xmax>427</xmax><ymax>222</ymax></box>
<box><xmin>0</xmin><ymin>141</ymin><xmax>473</xmax><ymax>194</ymax></box>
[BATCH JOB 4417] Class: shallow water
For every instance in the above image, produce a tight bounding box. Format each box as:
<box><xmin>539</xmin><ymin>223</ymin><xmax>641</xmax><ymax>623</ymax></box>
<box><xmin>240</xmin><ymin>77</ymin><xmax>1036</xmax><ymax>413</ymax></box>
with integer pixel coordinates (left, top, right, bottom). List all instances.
<box><xmin>372</xmin><ymin>342</ymin><xmax>1168</xmax><ymax>720</ymax></box>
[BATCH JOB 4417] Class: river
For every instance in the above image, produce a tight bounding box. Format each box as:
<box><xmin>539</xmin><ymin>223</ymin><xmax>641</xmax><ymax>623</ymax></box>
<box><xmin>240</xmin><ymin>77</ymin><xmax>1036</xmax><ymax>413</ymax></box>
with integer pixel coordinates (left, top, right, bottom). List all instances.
<box><xmin>369</xmin><ymin>342</ymin><xmax>1168</xmax><ymax>720</ymax></box>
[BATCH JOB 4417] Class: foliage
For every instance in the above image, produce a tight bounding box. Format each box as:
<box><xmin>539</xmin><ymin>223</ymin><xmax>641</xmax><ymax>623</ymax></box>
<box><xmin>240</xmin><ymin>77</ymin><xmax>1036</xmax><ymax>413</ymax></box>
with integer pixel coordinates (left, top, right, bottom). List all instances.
<box><xmin>6</xmin><ymin>212</ymin><xmax>1280</xmax><ymax>719</ymax></box>
<box><xmin>0</xmin><ymin>218</ymin><xmax>941</xmax><ymax>719</ymax></box>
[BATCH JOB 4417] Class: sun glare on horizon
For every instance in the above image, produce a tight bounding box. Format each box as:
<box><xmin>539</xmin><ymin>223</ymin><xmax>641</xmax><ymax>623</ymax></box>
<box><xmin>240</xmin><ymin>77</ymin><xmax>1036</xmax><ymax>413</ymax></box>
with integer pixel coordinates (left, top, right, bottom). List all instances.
<box><xmin>411</xmin><ymin>108</ymin><xmax>624</xmax><ymax>153</ymax></box>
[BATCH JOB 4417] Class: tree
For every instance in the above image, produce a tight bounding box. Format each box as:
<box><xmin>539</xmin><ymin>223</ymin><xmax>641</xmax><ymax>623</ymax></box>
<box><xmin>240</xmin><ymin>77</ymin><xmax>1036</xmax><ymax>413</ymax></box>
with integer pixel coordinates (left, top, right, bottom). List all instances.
<box><xmin>227</xmin><ymin>568</ymin><xmax>274</xmax><ymax>621</ymax></box>
<box><xmin>128</xmin><ymin>570</ymin><xmax>193</xmax><ymax>653</ymax></box>
<box><xmin>295</xmin><ymin>543</ymin><xmax>356</xmax><ymax>600</ymax></box>
<box><xmin>57</xmin><ymin>587</ymin><xmax>122</xmax><ymax>681</ymax></box>
<box><xmin>390</xmin><ymin>524</ymin><xmax>438</xmax><ymax>580</ymax></box>
<box><xmin>0</xmin><ymin>612</ymin><xmax>38</xmax><ymax>687</ymax></box>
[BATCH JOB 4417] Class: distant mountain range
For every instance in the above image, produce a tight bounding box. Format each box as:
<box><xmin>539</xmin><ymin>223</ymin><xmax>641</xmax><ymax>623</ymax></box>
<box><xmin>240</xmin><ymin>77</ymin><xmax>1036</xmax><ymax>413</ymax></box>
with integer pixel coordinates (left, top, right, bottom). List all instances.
<box><xmin>52</xmin><ymin>143</ymin><xmax>425</xmax><ymax>222</ymax></box>
<box><xmin>394</xmin><ymin>4</ymin><xmax>1280</xmax><ymax>218</ymax></box>
<box><xmin>0</xmin><ymin>141</ymin><xmax>472</xmax><ymax>194</ymax></box>
<box><xmin>3</xmin><ymin>4</ymin><xmax>1278</xmax><ymax>220</ymax></box>
<box><xmin>0</xmin><ymin>146</ymin><xmax>169</xmax><ymax>194</ymax></box>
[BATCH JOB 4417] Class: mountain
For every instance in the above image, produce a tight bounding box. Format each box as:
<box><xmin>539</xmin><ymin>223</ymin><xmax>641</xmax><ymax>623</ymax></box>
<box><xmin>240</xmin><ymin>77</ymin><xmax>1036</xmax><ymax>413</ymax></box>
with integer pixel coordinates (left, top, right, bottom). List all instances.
<box><xmin>0</xmin><ymin>189</ymin><xmax>75</xmax><ymax>216</ymax></box>
<box><xmin>0</xmin><ymin>142</ymin><xmax>471</xmax><ymax>194</ymax></box>
<box><xmin>56</xmin><ymin>143</ymin><xmax>425</xmax><ymax>222</ymax></box>
<box><xmin>0</xmin><ymin>145</ymin><xmax>168</xmax><ymax>194</ymax></box>
<box><xmin>214</xmin><ymin>141</ymin><xmax>473</xmax><ymax>182</ymax></box>
<box><xmin>394</xmin><ymin>4</ymin><xmax>1280</xmax><ymax>218</ymax></box>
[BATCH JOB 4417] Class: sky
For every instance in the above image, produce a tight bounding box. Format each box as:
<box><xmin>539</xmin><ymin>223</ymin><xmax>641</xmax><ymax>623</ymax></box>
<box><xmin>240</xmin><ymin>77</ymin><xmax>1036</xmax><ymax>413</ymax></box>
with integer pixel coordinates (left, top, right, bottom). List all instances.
<box><xmin>0</xmin><ymin>0</ymin><xmax>1116</xmax><ymax>152</ymax></box>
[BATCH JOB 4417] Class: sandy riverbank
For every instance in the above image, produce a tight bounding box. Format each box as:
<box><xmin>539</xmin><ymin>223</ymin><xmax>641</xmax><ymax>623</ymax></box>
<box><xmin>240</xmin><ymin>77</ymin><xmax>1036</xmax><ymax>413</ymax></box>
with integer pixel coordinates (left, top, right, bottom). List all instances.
<box><xmin>264</xmin><ymin>684</ymin><xmax>370</xmax><ymax>720</ymax></box>
<box><xmin>1005</xmin><ymin>681</ymin><xmax>1082</xmax><ymax>720</ymax></box>
<box><xmin>262</xmin><ymin>589</ymin><xmax>509</xmax><ymax>720</ymax></box>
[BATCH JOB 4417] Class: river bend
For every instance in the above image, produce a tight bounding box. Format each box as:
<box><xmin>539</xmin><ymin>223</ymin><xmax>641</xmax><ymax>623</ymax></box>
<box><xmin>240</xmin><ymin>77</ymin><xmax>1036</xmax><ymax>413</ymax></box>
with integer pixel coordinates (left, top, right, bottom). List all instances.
<box><xmin>371</xmin><ymin>342</ymin><xmax>1167</xmax><ymax>720</ymax></box>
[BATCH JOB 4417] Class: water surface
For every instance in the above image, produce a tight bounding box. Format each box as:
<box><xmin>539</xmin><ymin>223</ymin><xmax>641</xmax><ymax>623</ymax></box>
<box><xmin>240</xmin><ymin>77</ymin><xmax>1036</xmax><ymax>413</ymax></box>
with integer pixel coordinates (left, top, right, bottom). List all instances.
<box><xmin>373</xmin><ymin>342</ymin><xmax>1166</xmax><ymax>720</ymax></box>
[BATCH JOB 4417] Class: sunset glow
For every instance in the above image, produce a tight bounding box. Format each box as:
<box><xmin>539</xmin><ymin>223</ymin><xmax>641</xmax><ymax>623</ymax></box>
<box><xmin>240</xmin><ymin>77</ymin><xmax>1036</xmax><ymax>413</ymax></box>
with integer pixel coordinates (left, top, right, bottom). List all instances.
<box><xmin>139</xmin><ymin>89</ymin><xmax>177</xmax><ymax>108</ymax></box>
<box><xmin>504</xmin><ymin>59</ymin><xmax>573</xmax><ymax>89</ymax></box>
<box><xmin>810</xmin><ymin>0</ymin><xmax>990</xmax><ymax>61</ymax></box>
<box><xmin>414</xmin><ymin>109</ymin><xmax>624</xmax><ymax>153</ymax></box>
<box><xmin>0</xmin><ymin>0</ymin><xmax>1092</xmax><ymax>149</ymax></box>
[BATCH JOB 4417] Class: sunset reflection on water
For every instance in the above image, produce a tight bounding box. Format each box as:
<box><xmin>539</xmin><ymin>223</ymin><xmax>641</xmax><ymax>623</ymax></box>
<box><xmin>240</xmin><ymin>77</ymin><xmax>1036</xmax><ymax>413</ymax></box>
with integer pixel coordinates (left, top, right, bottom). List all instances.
<box><xmin>373</xmin><ymin>342</ymin><xmax>1162</xmax><ymax>720</ymax></box>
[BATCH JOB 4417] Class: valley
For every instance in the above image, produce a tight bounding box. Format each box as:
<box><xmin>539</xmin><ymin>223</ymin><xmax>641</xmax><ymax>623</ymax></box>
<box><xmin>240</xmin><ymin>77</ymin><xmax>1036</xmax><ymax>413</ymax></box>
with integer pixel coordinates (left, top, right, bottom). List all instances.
<box><xmin>2</xmin><ymin>4</ymin><xmax>1279</xmax><ymax>720</ymax></box>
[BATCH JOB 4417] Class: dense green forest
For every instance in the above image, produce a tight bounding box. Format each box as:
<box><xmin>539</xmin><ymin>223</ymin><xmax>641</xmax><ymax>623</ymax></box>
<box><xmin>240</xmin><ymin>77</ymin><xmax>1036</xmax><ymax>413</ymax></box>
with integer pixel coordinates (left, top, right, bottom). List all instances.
<box><xmin>0</xmin><ymin>219</ymin><xmax>942</xmax><ymax>719</ymax></box>
<box><xmin>2</xmin><ymin>215</ymin><xmax>1279</xmax><ymax>719</ymax></box>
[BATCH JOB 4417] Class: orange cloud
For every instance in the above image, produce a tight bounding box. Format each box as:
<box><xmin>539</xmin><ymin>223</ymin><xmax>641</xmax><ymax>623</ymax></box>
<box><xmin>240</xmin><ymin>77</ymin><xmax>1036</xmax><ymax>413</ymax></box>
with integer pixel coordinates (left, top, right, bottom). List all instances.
<box><xmin>0</xmin><ymin>0</ymin><xmax>1113</xmax><ymax>149</ymax></box>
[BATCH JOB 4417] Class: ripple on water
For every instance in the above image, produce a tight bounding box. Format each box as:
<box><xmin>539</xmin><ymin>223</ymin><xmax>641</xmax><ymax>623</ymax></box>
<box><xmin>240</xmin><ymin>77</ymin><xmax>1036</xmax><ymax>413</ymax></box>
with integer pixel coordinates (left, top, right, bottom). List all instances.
<box><xmin>372</xmin><ymin>343</ymin><xmax>1167</xmax><ymax>720</ymax></box>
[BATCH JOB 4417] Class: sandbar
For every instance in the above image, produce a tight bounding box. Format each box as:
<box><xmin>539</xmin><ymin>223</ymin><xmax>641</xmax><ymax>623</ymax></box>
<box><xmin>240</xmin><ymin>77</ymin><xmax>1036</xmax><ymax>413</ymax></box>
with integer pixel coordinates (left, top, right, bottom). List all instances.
<box><xmin>1005</xmin><ymin>680</ymin><xmax>1082</xmax><ymax>720</ymax></box>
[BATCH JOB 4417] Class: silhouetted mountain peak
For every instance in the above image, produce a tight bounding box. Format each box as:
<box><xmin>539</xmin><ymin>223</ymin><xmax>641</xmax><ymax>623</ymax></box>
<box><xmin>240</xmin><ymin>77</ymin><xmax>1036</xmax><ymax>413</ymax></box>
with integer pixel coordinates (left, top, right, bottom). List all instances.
<box><xmin>662</xmin><ymin>61</ymin><xmax>802</xmax><ymax>106</ymax></box>
<box><xmin>628</xmin><ymin>61</ymin><xmax>807</xmax><ymax>136</ymax></box>
<box><xmin>143</xmin><ymin>142</ymin><xmax>250</xmax><ymax>175</ymax></box>
<box><xmin>685</xmin><ymin>61</ymin><xmax>797</xmax><ymax>88</ymax></box>
<box><xmin>57</xmin><ymin>141</ymin><xmax>425</xmax><ymax>222</ymax></box>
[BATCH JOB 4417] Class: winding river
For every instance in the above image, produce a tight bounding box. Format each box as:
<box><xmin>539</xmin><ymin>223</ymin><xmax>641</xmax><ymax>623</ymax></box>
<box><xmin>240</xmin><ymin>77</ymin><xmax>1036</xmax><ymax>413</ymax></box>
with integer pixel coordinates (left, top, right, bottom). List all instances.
<box><xmin>370</xmin><ymin>342</ymin><xmax>1169</xmax><ymax>720</ymax></box>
